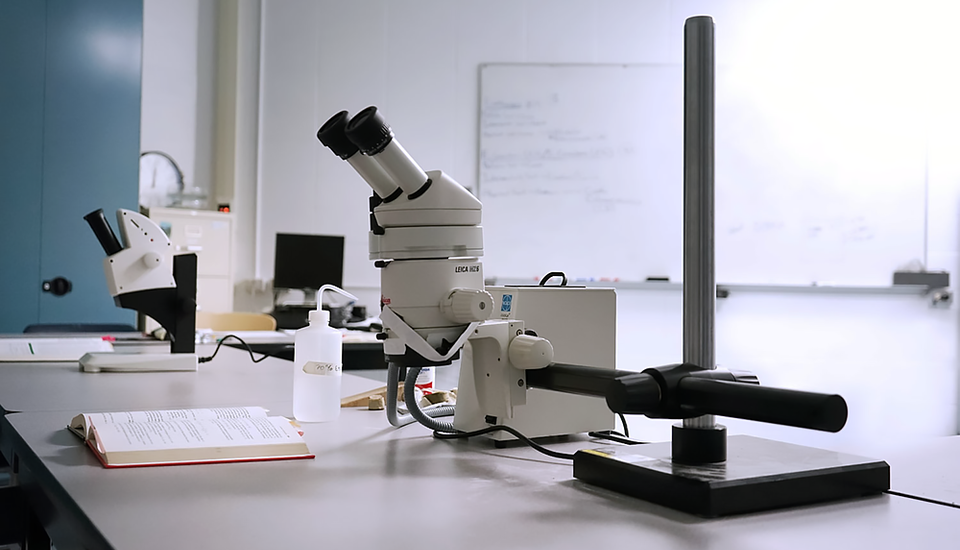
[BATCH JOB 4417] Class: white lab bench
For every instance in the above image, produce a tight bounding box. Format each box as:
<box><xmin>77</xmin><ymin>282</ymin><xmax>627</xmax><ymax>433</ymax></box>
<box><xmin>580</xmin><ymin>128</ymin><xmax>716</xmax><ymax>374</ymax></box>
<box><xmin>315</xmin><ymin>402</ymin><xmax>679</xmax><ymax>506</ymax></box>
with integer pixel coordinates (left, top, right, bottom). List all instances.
<box><xmin>1</xmin><ymin>347</ymin><xmax>958</xmax><ymax>549</ymax></box>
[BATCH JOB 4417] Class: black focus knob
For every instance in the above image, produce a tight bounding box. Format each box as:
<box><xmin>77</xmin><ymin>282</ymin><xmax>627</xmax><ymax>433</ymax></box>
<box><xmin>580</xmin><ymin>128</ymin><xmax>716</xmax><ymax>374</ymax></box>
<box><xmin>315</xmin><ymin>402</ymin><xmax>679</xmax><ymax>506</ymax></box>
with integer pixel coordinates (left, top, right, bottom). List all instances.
<box><xmin>42</xmin><ymin>277</ymin><xmax>72</xmax><ymax>296</ymax></box>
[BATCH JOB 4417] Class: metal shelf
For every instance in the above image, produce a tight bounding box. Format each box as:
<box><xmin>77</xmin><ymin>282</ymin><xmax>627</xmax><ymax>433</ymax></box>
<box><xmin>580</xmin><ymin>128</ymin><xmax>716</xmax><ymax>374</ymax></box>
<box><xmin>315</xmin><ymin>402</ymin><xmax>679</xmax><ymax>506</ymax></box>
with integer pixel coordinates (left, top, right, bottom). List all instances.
<box><xmin>488</xmin><ymin>278</ymin><xmax>939</xmax><ymax>297</ymax></box>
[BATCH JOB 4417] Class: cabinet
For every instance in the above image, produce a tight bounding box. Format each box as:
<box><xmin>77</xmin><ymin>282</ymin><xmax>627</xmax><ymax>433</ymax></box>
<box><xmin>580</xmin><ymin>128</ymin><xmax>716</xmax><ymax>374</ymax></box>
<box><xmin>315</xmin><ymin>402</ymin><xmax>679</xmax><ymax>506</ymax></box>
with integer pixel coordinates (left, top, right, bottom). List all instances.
<box><xmin>146</xmin><ymin>207</ymin><xmax>234</xmax><ymax>318</ymax></box>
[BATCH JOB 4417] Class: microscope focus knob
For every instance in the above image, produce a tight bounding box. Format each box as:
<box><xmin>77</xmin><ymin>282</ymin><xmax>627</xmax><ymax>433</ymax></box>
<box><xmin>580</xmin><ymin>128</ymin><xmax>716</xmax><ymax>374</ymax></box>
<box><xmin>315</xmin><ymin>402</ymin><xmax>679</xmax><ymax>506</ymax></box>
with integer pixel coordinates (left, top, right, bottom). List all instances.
<box><xmin>441</xmin><ymin>288</ymin><xmax>494</xmax><ymax>323</ymax></box>
<box><xmin>509</xmin><ymin>334</ymin><xmax>554</xmax><ymax>370</ymax></box>
<box><xmin>142</xmin><ymin>251</ymin><xmax>164</xmax><ymax>268</ymax></box>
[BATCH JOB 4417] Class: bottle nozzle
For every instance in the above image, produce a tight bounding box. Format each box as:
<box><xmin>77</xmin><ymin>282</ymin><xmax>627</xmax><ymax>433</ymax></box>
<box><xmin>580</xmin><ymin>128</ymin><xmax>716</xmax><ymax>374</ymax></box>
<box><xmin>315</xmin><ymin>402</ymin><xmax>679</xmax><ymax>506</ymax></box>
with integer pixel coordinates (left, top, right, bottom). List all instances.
<box><xmin>316</xmin><ymin>285</ymin><xmax>359</xmax><ymax>308</ymax></box>
<box><xmin>313</xmin><ymin>285</ymin><xmax>359</xmax><ymax>326</ymax></box>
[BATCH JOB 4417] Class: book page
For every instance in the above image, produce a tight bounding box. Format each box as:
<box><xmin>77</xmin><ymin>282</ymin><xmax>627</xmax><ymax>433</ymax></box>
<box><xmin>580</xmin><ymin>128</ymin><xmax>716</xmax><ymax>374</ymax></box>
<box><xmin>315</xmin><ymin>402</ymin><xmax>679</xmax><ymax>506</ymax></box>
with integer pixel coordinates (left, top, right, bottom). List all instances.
<box><xmin>84</xmin><ymin>406</ymin><xmax>268</xmax><ymax>427</ymax></box>
<box><xmin>92</xmin><ymin>416</ymin><xmax>302</xmax><ymax>452</ymax></box>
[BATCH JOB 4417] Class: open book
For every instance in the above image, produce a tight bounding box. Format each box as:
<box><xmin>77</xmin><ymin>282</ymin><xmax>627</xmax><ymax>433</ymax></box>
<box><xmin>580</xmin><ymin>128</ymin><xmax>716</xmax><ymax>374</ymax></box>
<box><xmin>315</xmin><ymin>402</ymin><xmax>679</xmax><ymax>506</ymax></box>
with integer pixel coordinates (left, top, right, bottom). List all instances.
<box><xmin>68</xmin><ymin>406</ymin><xmax>314</xmax><ymax>468</ymax></box>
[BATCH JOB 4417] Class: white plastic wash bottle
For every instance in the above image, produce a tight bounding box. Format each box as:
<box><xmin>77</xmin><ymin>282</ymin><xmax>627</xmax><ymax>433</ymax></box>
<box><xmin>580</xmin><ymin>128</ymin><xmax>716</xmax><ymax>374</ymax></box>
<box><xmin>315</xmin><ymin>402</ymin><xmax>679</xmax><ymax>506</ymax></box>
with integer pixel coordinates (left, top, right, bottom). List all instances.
<box><xmin>292</xmin><ymin>285</ymin><xmax>357</xmax><ymax>422</ymax></box>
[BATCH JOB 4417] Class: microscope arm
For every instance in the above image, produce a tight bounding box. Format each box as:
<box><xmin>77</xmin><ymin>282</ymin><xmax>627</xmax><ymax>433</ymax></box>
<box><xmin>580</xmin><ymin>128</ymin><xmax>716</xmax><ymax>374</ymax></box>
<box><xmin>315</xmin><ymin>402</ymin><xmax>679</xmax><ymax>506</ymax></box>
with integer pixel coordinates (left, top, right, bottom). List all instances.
<box><xmin>112</xmin><ymin>255</ymin><xmax>197</xmax><ymax>354</ymax></box>
<box><xmin>526</xmin><ymin>363</ymin><xmax>847</xmax><ymax>433</ymax></box>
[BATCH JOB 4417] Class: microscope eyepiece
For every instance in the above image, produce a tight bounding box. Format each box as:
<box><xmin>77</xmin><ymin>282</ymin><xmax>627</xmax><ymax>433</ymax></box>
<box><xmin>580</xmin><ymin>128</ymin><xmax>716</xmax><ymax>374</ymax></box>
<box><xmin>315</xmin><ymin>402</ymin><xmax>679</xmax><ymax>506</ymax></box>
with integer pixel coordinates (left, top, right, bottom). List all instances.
<box><xmin>342</xmin><ymin>106</ymin><xmax>429</xmax><ymax>194</ymax></box>
<box><xmin>345</xmin><ymin>106</ymin><xmax>394</xmax><ymax>156</ymax></box>
<box><xmin>320</xmin><ymin>106</ymin><xmax>430</xmax><ymax>196</ymax></box>
<box><xmin>317</xmin><ymin>111</ymin><xmax>360</xmax><ymax>160</ymax></box>
<box><xmin>84</xmin><ymin>208</ymin><xmax>123</xmax><ymax>256</ymax></box>
<box><xmin>318</xmin><ymin>109</ymin><xmax>402</xmax><ymax>200</ymax></box>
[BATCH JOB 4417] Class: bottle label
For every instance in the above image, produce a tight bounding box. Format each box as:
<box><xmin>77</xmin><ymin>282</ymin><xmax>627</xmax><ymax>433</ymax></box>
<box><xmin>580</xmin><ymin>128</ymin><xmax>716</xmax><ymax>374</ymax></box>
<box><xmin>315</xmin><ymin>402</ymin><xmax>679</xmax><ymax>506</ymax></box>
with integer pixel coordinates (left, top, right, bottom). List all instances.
<box><xmin>302</xmin><ymin>361</ymin><xmax>342</xmax><ymax>375</ymax></box>
<box><xmin>415</xmin><ymin>367</ymin><xmax>435</xmax><ymax>394</ymax></box>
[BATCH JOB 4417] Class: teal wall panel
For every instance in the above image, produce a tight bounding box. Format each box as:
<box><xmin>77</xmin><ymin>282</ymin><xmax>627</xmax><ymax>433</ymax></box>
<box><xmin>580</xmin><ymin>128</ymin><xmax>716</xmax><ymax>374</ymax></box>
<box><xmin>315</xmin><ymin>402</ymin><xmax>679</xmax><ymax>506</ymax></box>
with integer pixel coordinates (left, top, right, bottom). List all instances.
<box><xmin>0</xmin><ymin>0</ymin><xmax>141</xmax><ymax>332</ymax></box>
<box><xmin>38</xmin><ymin>0</ymin><xmax>141</xmax><ymax>325</ymax></box>
<box><xmin>0</xmin><ymin>0</ymin><xmax>46</xmax><ymax>332</ymax></box>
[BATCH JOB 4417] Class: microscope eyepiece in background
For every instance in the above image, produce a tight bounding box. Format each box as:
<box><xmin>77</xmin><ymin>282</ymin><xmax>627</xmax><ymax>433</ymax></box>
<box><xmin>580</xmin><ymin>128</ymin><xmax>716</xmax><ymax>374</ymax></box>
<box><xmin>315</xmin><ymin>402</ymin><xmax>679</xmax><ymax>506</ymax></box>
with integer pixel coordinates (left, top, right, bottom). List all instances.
<box><xmin>84</xmin><ymin>208</ymin><xmax>123</xmax><ymax>256</ymax></box>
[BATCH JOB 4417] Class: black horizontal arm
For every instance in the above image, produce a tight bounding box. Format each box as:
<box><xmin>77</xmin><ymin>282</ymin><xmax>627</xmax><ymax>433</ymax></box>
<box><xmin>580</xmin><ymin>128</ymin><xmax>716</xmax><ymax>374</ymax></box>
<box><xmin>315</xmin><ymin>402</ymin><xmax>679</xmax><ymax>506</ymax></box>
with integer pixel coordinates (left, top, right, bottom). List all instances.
<box><xmin>677</xmin><ymin>377</ymin><xmax>847</xmax><ymax>433</ymax></box>
<box><xmin>526</xmin><ymin>362</ymin><xmax>847</xmax><ymax>433</ymax></box>
<box><xmin>525</xmin><ymin>363</ymin><xmax>640</xmax><ymax>398</ymax></box>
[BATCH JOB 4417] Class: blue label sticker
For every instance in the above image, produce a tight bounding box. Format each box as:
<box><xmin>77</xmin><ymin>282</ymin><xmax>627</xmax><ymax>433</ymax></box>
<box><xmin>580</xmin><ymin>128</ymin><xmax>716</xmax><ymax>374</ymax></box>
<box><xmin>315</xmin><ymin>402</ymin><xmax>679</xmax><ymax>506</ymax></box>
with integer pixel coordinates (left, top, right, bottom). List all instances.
<box><xmin>500</xmin><ymin>294</ymin><xmax>513</xmax><ymax>313</ymax></box>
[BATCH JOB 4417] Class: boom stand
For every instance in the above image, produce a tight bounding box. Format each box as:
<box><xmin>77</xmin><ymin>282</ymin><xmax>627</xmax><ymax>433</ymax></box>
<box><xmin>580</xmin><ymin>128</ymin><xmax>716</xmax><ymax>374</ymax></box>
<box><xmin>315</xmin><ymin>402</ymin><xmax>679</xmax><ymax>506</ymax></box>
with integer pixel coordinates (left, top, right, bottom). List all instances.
<box><xmin>570</xmin><ymin>16</ymin><xmax>889</xmax><ymax>517</ymax></box>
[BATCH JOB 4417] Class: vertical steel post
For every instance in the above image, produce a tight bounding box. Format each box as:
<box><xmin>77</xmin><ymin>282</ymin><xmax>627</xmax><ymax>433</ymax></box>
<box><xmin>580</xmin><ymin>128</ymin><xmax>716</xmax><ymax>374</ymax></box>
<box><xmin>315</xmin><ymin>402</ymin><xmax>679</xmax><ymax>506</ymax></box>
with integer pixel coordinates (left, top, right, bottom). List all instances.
<box><xmin>682</xmin><ymin>15</ymin><xmax>716</xmax><ymax>431</ymax></box>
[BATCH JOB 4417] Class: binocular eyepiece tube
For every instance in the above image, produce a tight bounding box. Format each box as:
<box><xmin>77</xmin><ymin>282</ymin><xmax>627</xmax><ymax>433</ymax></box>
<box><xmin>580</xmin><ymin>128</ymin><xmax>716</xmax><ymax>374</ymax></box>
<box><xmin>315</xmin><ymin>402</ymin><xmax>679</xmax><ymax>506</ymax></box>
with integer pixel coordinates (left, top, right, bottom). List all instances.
<box><xmin>317</xmin><ymin>106</ymin><xmax>430</xmax><ymax>199</ymax></box>
<box><xmin>83</xmin><ymin>209</ymin><xmax>123</xmax><ymax>256</ymax></box>
<box><xmin>317</xmin><ymin>111</ymin><xmax>399</xmax><ymax>201</ymax></box>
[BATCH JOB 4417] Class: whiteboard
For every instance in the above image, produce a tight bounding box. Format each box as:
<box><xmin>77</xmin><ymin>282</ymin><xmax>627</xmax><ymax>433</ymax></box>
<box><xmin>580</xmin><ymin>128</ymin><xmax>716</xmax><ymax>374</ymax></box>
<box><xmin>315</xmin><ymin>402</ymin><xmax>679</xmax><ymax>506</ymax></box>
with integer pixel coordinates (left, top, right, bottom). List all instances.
<box><xmin>478</xmin><ymin>63</ymin><xmax>927</xmax><ymax>286</ymax></box>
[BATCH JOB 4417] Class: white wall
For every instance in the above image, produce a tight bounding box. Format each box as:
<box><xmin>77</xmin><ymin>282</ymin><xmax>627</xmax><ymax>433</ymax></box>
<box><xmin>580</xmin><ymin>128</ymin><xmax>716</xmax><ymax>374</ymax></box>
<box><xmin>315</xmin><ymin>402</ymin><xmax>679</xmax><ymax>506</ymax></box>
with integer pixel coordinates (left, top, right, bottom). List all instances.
<box><xmin>257</xmin><ymin>0</ymin><xmax>960</xmax><ymax>285</ymax></box>
<box><xmin>140</xmin><ymin>0</ymin><xmax>216</xmax><ymax>196</ymax></box>
<box><xmin>257</xmin><ymin>0</ymin><xmax>677</xmax><ymax>295</ymax></box>
<box><xmin>140</xmin><ymin>0</ymin><xmax>197</xmax><ymax>185</ymax></box>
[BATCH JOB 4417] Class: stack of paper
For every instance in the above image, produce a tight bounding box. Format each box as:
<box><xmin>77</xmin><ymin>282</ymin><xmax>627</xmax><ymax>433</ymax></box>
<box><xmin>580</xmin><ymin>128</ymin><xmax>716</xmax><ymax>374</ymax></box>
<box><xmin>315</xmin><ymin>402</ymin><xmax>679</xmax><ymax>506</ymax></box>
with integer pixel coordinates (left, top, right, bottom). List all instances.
<box><xmin>0</xmin><ymin>338</ymin><xmax>114</xmax><ymax>362</ymax></box>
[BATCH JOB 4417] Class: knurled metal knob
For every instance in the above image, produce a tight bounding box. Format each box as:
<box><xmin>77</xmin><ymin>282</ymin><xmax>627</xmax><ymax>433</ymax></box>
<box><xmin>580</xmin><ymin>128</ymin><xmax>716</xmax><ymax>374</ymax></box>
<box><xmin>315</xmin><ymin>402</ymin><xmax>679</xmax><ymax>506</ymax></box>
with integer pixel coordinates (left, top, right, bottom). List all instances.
<box><xmin>441</xmin><ymin>288</ymin><xmax>494</xmax><ymax>323</ymax></box>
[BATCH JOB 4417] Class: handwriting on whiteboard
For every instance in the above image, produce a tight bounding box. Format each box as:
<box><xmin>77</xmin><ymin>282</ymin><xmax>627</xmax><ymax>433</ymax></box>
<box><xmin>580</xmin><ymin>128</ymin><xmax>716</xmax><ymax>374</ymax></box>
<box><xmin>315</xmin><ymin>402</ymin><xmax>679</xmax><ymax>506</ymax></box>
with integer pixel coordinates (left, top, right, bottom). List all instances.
<box><xmin>480</xmin><ymin>96</ymin><xmax>641</xmax><ymax>208</ymax></box>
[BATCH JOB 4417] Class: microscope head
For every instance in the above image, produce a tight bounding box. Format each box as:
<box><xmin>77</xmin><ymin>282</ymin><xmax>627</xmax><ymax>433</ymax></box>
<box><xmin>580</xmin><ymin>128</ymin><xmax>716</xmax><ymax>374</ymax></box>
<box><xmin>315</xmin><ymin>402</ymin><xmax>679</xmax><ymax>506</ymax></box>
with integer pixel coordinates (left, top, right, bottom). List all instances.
<box><xmin>316</xmin><ymin>107</ymin><xmax>491</xmax><ymax>366</ymax></box>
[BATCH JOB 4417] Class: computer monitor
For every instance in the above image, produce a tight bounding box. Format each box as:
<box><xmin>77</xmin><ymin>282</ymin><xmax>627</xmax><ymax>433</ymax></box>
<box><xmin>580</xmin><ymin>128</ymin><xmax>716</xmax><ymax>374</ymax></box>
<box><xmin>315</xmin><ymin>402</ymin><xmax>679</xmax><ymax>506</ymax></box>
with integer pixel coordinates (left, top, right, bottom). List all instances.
<box><xmin>273</xmin><ymin>233</ymin><xmax>345</xmax><ymax>291</ymax></box>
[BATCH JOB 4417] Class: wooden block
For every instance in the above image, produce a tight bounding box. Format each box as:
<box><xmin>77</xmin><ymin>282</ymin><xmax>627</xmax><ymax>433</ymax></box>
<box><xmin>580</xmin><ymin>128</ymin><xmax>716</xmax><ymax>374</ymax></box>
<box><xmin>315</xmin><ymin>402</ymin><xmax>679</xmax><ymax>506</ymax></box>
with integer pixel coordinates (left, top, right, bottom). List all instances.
<box><xmin>340</xmin><ymin>384</ymin><xmax>405</xmax><ymax>408</ymax></box>
<box><xmin>421</xmin><ymin>390</ymin><xmax>455</xmax><ymax>406</ymax></box>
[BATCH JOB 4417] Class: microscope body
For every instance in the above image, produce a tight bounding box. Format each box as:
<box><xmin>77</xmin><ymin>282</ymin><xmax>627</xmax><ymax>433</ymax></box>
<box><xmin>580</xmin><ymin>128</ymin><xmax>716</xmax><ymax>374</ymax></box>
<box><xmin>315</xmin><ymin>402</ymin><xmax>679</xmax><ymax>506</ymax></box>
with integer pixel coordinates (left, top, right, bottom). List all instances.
<box><xmin>318</xmin><ymin>107</ymin><xmax>612</xmax><ymax>438</ymax></box>
<box><xmin>370</xmin><ymin>162</ymin><xmax>614</xmax><ymax>439</ymax></box>
<box><xmin>83</xmin><ymin>208</ymin><xmax>198</xmax><ymax>371</ymax></box>
<box><xmin>372</xmin><ymin>169</ymin><xmax>487</xmax><ymax>361</ymax></box>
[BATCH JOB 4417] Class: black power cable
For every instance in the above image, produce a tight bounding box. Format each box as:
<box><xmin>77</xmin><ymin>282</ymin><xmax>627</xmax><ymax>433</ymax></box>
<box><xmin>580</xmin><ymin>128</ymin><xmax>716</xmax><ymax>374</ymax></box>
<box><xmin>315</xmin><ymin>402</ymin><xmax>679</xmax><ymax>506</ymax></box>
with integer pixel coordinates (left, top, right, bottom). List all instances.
<box><xmin>198</xmin><ymin>335</ymin><xmax>271</xmax><ymax>364</ymax></box>
<box><xmin>432</xmin><ymin>425</ymin><xmax>576</xmax><ymax>461</ymax></box>
<box><xmin>428</xmin><ymin>406</ymin><xmax>641</xmax><ymax>458</ymax></box>
<box><xmin>618</xmin><ymin>412</ymin><xmax>629</xmax><ymax>437</ymax></box>
<box><xmin>587</xmin><ymin>430</ymin><xmax>647</xmax><ymax>446</ymax></box>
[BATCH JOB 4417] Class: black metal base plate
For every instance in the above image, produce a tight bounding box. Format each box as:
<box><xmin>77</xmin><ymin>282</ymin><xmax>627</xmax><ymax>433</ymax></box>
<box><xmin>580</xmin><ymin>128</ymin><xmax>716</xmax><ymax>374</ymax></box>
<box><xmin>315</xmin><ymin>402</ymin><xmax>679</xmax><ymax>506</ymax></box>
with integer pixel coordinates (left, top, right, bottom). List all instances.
<box><xmin>573</xmin><ymin>435</ymin><xmax>889</xmax><ymax>517</ymax></box>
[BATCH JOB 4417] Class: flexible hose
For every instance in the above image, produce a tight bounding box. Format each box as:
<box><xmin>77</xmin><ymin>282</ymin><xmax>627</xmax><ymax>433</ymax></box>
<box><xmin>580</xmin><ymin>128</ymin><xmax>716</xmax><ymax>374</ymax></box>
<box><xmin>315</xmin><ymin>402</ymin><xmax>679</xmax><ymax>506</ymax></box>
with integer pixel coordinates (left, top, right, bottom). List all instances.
<box><xmin>404</xmin><ymin>366</ymin><xmax>457</xmax><ymax>432</ymax></box>
<box><xmin>385</xmin><ymin>362</ymin><xmax>455</xmax><ymax>428</ymax></box>
<box><xmin>385</xmin><ymin>362</ymin><xmax>417</xmax><ymax>427</ymax></box>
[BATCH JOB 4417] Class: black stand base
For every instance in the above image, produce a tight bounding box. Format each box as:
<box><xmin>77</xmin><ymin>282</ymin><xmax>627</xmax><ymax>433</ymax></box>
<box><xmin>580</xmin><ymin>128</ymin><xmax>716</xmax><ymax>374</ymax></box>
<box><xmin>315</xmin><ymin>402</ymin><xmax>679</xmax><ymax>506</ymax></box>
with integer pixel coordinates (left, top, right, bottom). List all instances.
<box><xmin>573</xmin><ymin>435</ymin><xmax>889</xmax><ymax>517</ymax></box>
